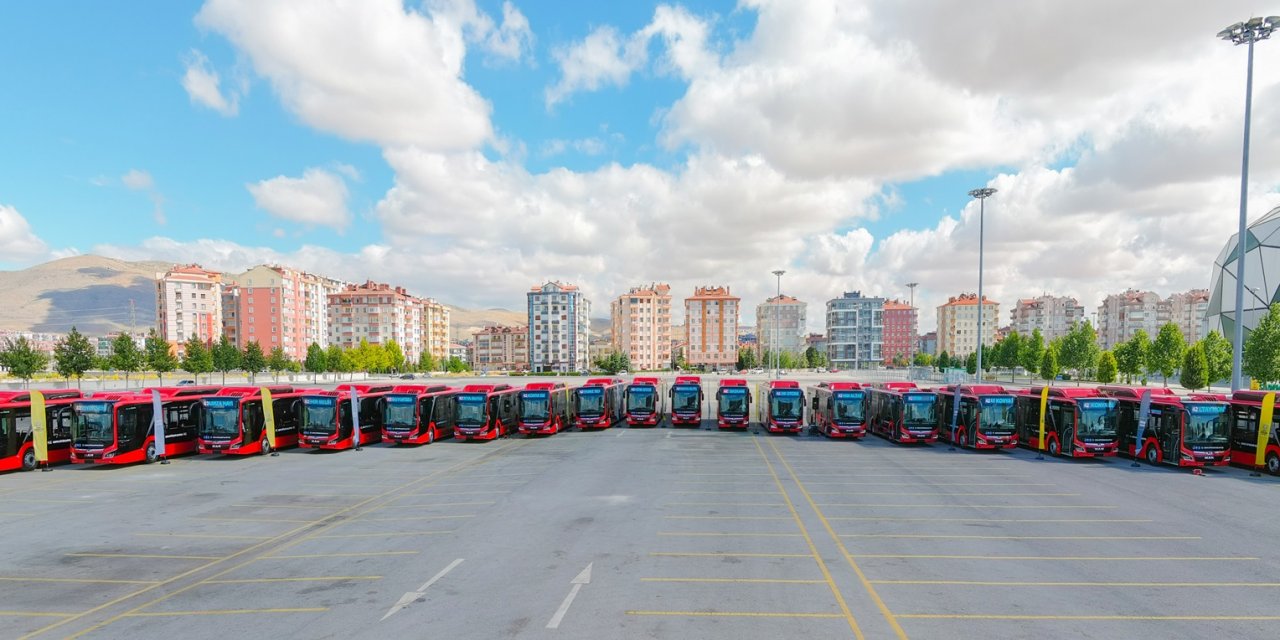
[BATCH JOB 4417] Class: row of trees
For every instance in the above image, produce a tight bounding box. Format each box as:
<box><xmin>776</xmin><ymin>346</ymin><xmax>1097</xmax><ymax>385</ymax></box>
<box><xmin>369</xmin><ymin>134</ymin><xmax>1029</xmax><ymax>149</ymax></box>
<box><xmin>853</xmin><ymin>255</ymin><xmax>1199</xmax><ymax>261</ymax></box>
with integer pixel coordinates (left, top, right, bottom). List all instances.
<box><xmin>735</xmin><ymin>346</ymin><xmax>829</xmax><ymax>371</ymax></box>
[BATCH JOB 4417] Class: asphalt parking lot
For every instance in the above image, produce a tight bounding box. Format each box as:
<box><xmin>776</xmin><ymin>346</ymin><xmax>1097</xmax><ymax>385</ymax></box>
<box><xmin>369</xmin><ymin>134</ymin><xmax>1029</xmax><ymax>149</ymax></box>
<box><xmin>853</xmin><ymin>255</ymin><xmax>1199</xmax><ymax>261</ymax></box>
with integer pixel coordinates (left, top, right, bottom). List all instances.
<box><xmin>2</xmin><ymin>379</ymin><xmax>1279</xmax><ymax>640</ymax></box>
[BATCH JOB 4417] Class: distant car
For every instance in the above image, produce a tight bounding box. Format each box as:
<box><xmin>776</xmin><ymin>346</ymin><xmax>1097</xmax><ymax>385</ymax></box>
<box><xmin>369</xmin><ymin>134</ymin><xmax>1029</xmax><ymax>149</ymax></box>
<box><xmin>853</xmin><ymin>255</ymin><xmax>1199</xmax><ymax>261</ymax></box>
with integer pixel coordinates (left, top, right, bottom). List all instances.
<box><xmin>176</xmin><ymin>379</ymin><xmax>196</xmax><ymax>386</ymax></box>
<box><xmin>827</xmin><ymin>368</ymin><xmax>839</xmax><ymax>373</ymax></box>
<box><xmin>399</xmin><ymin>373</ymin><xmax>417</xmax><ymax>380</ymax></box>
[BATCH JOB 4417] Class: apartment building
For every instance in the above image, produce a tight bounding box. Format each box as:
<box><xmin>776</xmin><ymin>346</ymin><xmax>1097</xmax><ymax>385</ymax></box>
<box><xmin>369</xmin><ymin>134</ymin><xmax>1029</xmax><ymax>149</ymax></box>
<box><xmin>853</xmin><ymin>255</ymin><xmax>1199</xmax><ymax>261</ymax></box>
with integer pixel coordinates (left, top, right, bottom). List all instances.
<box><xmin>527</xmin><ymin>281</ymin><xmax>591</xmax><ymax>373</ymax></box>
<box><xmin>610</xmin><ymin>283</ymin><xmax>672</xmax><ymax>371</ymax></box>
<box><xmin>756</xmin><ymin>295</ymin><xmax>806</xmax><ymax>356</ymax></box>
<box><xmin>1097</xmin><ymin>288</ymin><xmax>1210</xmax><ymax>349</ymax></box>
<box><xmin>471</xmin><ymin>325</ymin><xmax>528</xmax><ymax>371</ymax></box>
<box><xmin>326</xmin><ymin>281</ymin><xmax>427</xmax><ymax>363</ymax></box>
<box><xmin>685</xmin><ymin>286</ymin><xmax>740</xmax><ymax>370</ymax></box>
<box><xmin>155</xmin><ymin>264</ymin><xmax>223</xmax><ymax>353</ymax></box>
<box><xmin>222</xmin><ymin>264</ymin><xmax>345</xmax><ymax>360</ymax></box>
<box><xmin>936</xmin><ymin>293</ymin><xmax>999</xmax><ymax>359</ymax></box>
<box><xmin>882</xmin><ymin>299</ymin><xmax>917</xmax><ymax>364</ymax></box>
<box><xmin>825</xmin><ymin>291</ymin><xmax>884</xmax><ymax>369</ymax></box>
<box><xmin>1010</xmin><ymin>294</ymin><xmax>1085</xmax><ymax>342</ymax></box>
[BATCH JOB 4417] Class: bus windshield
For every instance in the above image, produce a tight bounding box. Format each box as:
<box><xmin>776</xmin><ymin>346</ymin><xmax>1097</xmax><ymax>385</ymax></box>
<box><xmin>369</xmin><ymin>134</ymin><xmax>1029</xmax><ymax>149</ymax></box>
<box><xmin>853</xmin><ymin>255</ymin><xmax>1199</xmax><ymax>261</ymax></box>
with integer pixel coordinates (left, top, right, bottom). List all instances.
<box><xmin>383</xmin><ymin>396</ymin><xmax>417</xmax><ymax>428</ymax></box>
<box><xmin>672</xmin><ymin>386</ymin><xmax>700</xmax><ymax>412</ymax></box>
<box><xmin>520</xmin><ymin>392</ymin><xmax>550</xmax><ymax>422</ymax></box>
<box><xmin>200</xmin><ymin>398</ymin><xmax>241</xmax><ymax>439</ymax></box>
<box><xmin>979</xmin><ymin>396</ymin><xmax>1015</xmax><ymax>433</ymax></box>
<box><xmin>903</xmin><ymin>395</ymin><xmax>936</xmax><ymax>426</ymax></box>
<box><xmin>1184</xmin><ymin>403</ymin><xmax>1230</xmax><ymax>446</ymax></box>
<box><xmin>75</xmin><ymin>403</ymin><xmax>115</xmax><ymax>445</ymax></box>
<box><xmin>456</xmin><ymin>394</ymin><xmax>487</xmax><ymax>426</ymax></box>
<box><xmin>1076</xmin><ymin>399</ymin><xmax>1118</xmax><ymax>437</ymax></box>
<box><xmin>627</xmin><ymin>387</ymin><xmax>656</xmax><ymax>412</ymax></box>
<box><xmin>719</xmin><ymin>389</ymin><xmax>748</xmax><ymax>416</ymax></box>
<box><xmin>575</xmin><ymin>388</ymin><xmax>604</xmax><ymax>416</ymax></box>
<box><xmin>833</xmin><ymin>392</ymin><xmax>865</xmax><ymax>423</ymax></box>
<box><xmin>770</xmin><ymin>390</ymin><xmax>803</xmax><ymax>420</ymax></box>
<box><xmin>301</xmin><ymin>397</ymin><xmax>338</xmax><ymax>435</ymax></box>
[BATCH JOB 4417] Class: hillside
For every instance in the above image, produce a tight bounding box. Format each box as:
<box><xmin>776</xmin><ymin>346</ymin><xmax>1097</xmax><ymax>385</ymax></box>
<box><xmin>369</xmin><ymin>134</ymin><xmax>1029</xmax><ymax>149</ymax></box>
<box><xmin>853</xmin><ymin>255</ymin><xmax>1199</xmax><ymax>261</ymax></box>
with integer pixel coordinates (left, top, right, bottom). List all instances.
<box><xmin>447</xmin><ymin>305</ymin><xmax>527</xmax><ymax>340</ymax></box>
<box><xmin>0</xmin><ymin>255</ymin><xmax>170</xmax><ymax>334</ymax></box>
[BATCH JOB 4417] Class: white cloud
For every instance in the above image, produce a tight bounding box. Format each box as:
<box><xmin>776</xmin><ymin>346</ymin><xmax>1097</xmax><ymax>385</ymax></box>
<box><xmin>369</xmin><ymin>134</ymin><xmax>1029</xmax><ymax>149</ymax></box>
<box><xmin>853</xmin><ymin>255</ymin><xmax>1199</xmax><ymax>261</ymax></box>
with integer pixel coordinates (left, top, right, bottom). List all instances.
<box><xmin>121</xmin><ymin>169</ymin><xmax>166</xmax><ymax>225</ymax></box>
<box><xmin>196</xmin><ymin>0</ymin><xmax>494</xmax><ymax>150</ymax></box>
<box><xmin>181</xmin><ymin>49</ymin><xmax>240</xmax><ymax>116</ymax></box>
<box><xmin>0</xmin><ymin>205</ymin><xmax>50</xmax><ymax>262</ymax></box>
<box><xmin>247</xmin><ymin>168</ymin><xmax>352</xmax><ymax>230</ymax></box>
<box><xmin>541</xmin><ymin>137</ymin><xmax>606</xmax><ymax>157</ymax></box>
<box><xmin>428</xmin><ymin>0</ymin><xmax>535</xmax><ymax>63</ymax></box>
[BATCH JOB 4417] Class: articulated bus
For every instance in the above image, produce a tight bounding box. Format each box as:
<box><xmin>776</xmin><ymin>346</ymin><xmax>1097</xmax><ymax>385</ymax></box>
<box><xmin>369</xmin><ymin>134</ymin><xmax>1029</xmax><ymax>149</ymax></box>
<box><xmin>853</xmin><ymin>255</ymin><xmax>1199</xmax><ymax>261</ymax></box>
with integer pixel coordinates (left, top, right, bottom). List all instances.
<box><xmin>518</xmin><ymin>382</ymin><xmax>574</xmax><ymax>436</ymax></box>
<box><xmin>198</xmin><ymin>386</ymin><xmax>312</xmax><ymax>455</ymax></box>
<box><xmin>1013</xmin><ymin>387</ymin><xmax>1119</xmax><ymax>458</ymax></box>
<box><xmin>72</xmin><ymin>386</ymin><xmax>217</xmax><ymax>464</ymax></box>
<box><xmin>758</xmin><ymin>380</ymin><xmax>805</xmax><ymax>434</ymax></box>
<box><xmin>867</xmin><ymin>382</ymin><xmax>939</xmax><ymax>444</ymax></box>
<box><xmin>936</xmin><ymin>384</ymin><xmax>1018</xmax><ymax>450</ymax></box>
<box><xmin>809</xmin><ymin>382</ymin><xmax>867</xmax><ymax>439</ymax></box>
<box><xmin>382</xmin><ymin>385</ymin><xmax>455</xmax><ymax>445</ymax></box>
<box><xmin>574</xmin><ymin>378</ymin><xmax>625</xmax><ymax>429</ymax></box>
<box><xmin>298</xmin><ymin>384</ymin><xmax>393</xmax><ymax>451</ymax></box>
<box><xmin>1099</xmin><ymin>386</ymin><xmax>1231</xmax><ymax>468</ymax></box>
<box><xmin>669</xmin><ymin>376</ymin><xmax>704</xmax><ymax>427</ymax></box>
<box><xmin>1226</xmin><ymin>390</ymin><xmax>1280</xmax><ymax>474</ymax></box>
<box><xmin>625</xmin><ymin>377</ymin><xmax>665</xmax><ymax>427</ymax></box>
<box><xmin>0</xmin><ymin>390</ymin><xmax>81</xmax><ymax>472</ymax></box>
<box><xmin>454</xmin><ymin>384</ymin><xmax>520</xmax><ymax>441</ymax></box>
<box><xmin>716</xmin><ymin>379</ymin><xmax>751</xmax><ymax>429</ymax></box>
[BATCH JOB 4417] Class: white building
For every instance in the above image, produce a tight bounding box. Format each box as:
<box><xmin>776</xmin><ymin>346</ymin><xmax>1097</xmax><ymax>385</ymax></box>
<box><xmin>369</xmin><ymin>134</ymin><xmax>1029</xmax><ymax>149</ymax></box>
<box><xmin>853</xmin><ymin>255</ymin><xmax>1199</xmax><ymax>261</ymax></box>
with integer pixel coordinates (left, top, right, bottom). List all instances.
<box><xmin>825</xmin><ymin>291</ymin><xmax>884</xmax><ymax>369</ymax></box>
<box><xmin>527</xmin><ymin>281</ymin><xmax>591</xmax><ymax>373</ymax></box>
<box><xmin>155</xmin><ymin>264</ymin><xmax>224</xmax><ymax>353</ymax></box>
<box><xmin>936</xmin><ymin>293</ymin><xmax>999</xmax><ymax>359</ymax></box>
<box><xmin>756</xmin><ymin>295</ymin><xmax>807</xmax><ymax>356</ymax></box>
<box><xmin>1010</xmin><ymin>295</ymin><xmax>1086</xmax><ymax>342</ymax></box>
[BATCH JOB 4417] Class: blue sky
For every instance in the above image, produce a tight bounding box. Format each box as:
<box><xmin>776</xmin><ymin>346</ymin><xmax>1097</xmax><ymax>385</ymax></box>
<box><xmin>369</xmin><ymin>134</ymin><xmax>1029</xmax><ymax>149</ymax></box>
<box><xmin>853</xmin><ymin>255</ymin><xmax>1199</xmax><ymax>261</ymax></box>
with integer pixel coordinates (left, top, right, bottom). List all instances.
<box><xmin>0</xmin><ymin>0</ymin><xmax>1276</xmax><ymax>330</ymax></box>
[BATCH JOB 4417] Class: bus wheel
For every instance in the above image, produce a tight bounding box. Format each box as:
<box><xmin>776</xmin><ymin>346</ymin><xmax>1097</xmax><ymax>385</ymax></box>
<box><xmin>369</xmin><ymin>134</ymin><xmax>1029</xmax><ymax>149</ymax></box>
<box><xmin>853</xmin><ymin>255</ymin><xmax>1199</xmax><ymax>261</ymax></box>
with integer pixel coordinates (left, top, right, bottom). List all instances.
<box><xmin>260</xmin><ymin>437</ymin><xmax>272</xmax><ymax>456</ymax></box>
<box><xmin>427</xmin><ymin>428</ymin><xmax>435</xmax><ymax>445</ymax></box>
<box><xmin>1144</xmin><ymin>445</ymin><xmax>1159</xmax><ymax>465</ymax></box>
<box><xmin>1047</xmin><ymin>438</ymin><xmax>1060</xmax><ymax>457</ymax></box>
<box><xmin>1266</xmin><ymin>453</ymin><xmax>1279</xmax><ymax>476</ymax></box>
<box><xmin>145</xmin><ymin>443</ymin><xmax>158</xmax><ymax>464</ymax></box>
<box><xmin>21</xmin><ymin>448</ymin><xmax>36</xmax><ymax>471</ymax></box>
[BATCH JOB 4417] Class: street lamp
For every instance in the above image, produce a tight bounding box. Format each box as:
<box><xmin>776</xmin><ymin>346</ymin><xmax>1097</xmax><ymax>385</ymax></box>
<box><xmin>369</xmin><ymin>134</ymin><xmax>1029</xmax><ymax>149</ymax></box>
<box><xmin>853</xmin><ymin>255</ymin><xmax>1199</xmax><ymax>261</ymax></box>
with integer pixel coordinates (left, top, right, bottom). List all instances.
<box><xmin>905</xmin><ymin>282</ymin><xmax>919</xmax><ymax>362</ymax></box>
<box><xmin>968</xmin><ymin>187</ymin><xmax>996</xmax><ymax>383</ymax></box>
<box><xmin>772</xmin><ymin>270</ymin><xmax>785</xmax><ymax>379</ymax></box>
<box><xmin>1220</xmin><ymin>16</ymin><xmax>1279</xmax><ymax>391</ymax></box>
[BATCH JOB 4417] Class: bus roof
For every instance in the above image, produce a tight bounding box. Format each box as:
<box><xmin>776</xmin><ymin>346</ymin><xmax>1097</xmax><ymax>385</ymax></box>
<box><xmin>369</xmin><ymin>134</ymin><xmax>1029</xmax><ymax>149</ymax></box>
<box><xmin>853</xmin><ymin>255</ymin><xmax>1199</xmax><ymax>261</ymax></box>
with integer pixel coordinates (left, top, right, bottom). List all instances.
<box><xmin>460</xmin><ymin>383</ymin><xmax>513</xmax><ymax>393</ymax></box>
<box><xmin>1232</xmin><ymin>390</ymin><xmax>1280</xmax><ymax>405</ymax></box>
<box><xmin>818</xmin><ymin>382</ymin><xmax>863</xmax><ymax>391</ymax></box>
<box><xmin>877</xmin><ymin>381</ymin><xmax>919</xmax><ymax>391</ymax></box>
<box><xmin>1188</xmin><ymin>392</ymin><xmax>1230</xmax><ymax>402</ymax></box>
<box><xmin>143</xmin><ymin>385</ymin><xmax>223</xmax><ymax>398</ymax></box>
<box><xmin>673</xmin><ymin>376</ymin><xmax>702</xmax><ymax>385</ymax></box>
<box><xmin>584</xmin><ymin>377</ymin><xmax>623</xmax><ymax>386</ymax></box>
<box><xmin>1024</xmin><ymin>386</ymin><xmax>1104</xmax><ymax>399</ymax></box>
<box><xmin>1097</xmin><ymin>386</ymin><xmax>1181</xmax><ymax>401</ymax></box>
<box><xmin>334</xmin><ymin>383</ymin><xmax>395</xmax><ymax>394</ymax></box>
<box><xmin>390</xmin><ymin>384</ymin><xmax>451</xmax><ymax>394</ymax></box>
<box><xmin>632</xmin><ymin>377</ymin><xmax>661</xmax><ymax>385</ymax></box>
<box><xmin>768</xmin><ymin>380</ymin><xmax>801</xmax><ymax>389</ymax></box>
<box><xmin>523</xmin><ymin>382</ymin><xmax>566</xmax><ymax>391</ymax></box>
<box><xmin>0</xmin><ymin>389</ymin><xmax>83</xmax><ymax>403</ymax></box>
<box><xmin>937</xmin><ymin>384</ymin><xmax>1009</xmax><ymax>396</ymax></box>
<box><xmin>719</xmin><ymin>378</ymin><xmax>749</xmax><ymax>387</ymax></box>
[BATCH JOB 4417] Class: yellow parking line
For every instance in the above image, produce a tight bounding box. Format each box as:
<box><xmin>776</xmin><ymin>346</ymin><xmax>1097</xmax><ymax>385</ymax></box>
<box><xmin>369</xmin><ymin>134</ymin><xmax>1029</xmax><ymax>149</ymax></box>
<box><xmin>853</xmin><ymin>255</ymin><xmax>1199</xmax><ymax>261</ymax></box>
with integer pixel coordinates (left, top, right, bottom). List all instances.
<box><xmin>649</xmin><ymin>552</ymin><xmax>812</xmax><ymax>558</ymax></box>
<box><xmin>310</xmin><ymin>530</ymin><xmax>454</xmax><ymax>539</ymax></box>
<box><xmin>262</xmin><ymin>551</ymin><xmax>419</xmax><ymax>560</ymax></box>
<box><xmin>205</xmin><ymin>576</ymin><xmax>381</xmax><ymax>584</ymax></box>
<box><xmin>817</xmin><ymin>504</ymin><xmax>1118</xmax><ymax>509</ymax></box>
<box><xmin>626</xmin><ymin>610</ymin><xmax>844</xmax><ymax>618</ymax></box>
<box><xmin>827</xmin><ymin>517</ymin><xmax>1152</xmax><ymax>523</ymax></box>
<box><xmin>135</xmin><ymin>533</ymin><xmax>272</xmax><ymax>540</ymax></box>
<box><xmin>66</xmin><ymin>553</ymin><xmax>222</xmax><ymax>560</ymax></box>
<box><xmin>363</xmin><ymin>514</ymin><xmax>477</xmax><ymax>522</ymax></box>
<box><xmin>842</xmin><ymin>534</ymin><xmax>1200</xmax><ymax>540</ymax></box>
<box><xmin>642</xmin><ymin>578</ymin><xmax>827</xmax><ymax>584</ymax></box>
<box><xmin>896</xmin><ymin>614</ymin><xmax>1280</xmax><ymax>621</ymax></box>
<box><xmin>0</xmin><ymin>577</ymin><xmax>158</xmax><ymax>585</ymax></box>
<box><xmin>664</xmin><ymin>515</ymin><xmax>793</xmax><ymax>520</ymax></box>
<box><xmin>657</xmin><ymin>532</ymin><xmax>804</xmax><ymax>537</ymax></box>
<box><xmin>852</xmin><ymin>554</ymin><xmax>1257</xmax><ymax>561</ymax></box>
<box><xmin>0</xmin><ymin>612</ymin><xmax>74</xmax><ymax>618</ymax></box>
<box><xmin>873</xmin><ymin>580</ymin><xmax>1280</xmax><ymax>587</ymax></box>
<box><xmin>122</xmin><ymin>608</ymin><xmax>329</xmax><ymax>617</ymax></box>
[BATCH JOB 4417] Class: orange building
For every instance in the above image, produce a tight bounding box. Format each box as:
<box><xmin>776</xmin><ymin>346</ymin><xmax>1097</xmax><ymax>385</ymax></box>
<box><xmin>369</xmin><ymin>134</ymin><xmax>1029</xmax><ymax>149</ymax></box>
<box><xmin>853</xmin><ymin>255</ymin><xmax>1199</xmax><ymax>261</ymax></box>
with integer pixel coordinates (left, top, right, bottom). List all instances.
<box><xmin>610</xmin><ymin>283</ymin><xmax>672</xmax><ymax>371</ymax></box>
<box><xmin>684</xmin><ymin>286</ymin><xmax>740</xmax><ymax>370</ymax></box>
<box><xmin>882</xmin><ymin>299</ymin><xmax>917</xmax><ymax>364</ymax></box>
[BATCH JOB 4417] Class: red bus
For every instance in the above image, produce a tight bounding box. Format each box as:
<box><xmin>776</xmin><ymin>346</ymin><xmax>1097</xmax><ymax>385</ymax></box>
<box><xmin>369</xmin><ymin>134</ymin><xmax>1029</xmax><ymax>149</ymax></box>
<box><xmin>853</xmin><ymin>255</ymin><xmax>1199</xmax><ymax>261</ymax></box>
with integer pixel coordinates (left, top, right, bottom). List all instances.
<box><xmin>669</xmin><ymin>376</ymin><xmax>704</xmax><ymax>427</ymax></box>
<box><xmin>759</xmin><ymin>380</ymin><xmax>805</xmax><ymax>434</ymax></box>
<box><xmin>381</xmin><ymin>384</ymin><xmax>455</xmax><ymax>445</ymax></box>
<box><xmin>936</xmin><ymin>384</ymin><xmax>1018</xmax><ymax>450</ymax></box>
<box><xmin>1225</xmin><ymin>390</ymin><xmax>1280</xmax><ymax>474</ymax></box>
<box><xmin>625</xmin><ymin>377</ymin><xmax>665</xmax><ymax>427</ymax></box>
<box><xmin>298</xmin><ymin>384</ymin><xmax>393</xmax><ymax>451</ymax></box>
<box><xmin>809</xmin><ymin>382</ymin><xmax>866</xmax><ymax>439</ymax></box>
<box><xmin>198</xmin><ymin>386</ymin><xmax>313</xmax><ymax>455</ymax></box>
<box><xmin>71</xmin><ymin>387</ymin><xmax>215</xmax><ymax>464</ymax></box>
<box><xmin>454</xmin><ymin>384</ymin><xmax>520</xmax><ymax>441</ymax></box>
<box><xmin>716</xmin><ymin>378</ymin><xmax>751</xmax><ymax>429</ymax></box>
<box><xmin>0</xmin><ymin>390</ymin><xmax>81</xmax><ymax>472</ymax></box>
<box><xmin>1098</xmin><ymin>386</ymin><xmax>1231</xmax><ymax>467</ymax></box>
<box><xmin>1013</xmin><ymin>387</ymin><xmax>1119</xmax><ymax>458</ymax></box>
<box><xmin>867</xmin><ymin>382</ymin><xmax>938</xmax><ymax>444</ymax></box>
<box><xmin>518</xmin><ymin>382</ymin><xmax>573</xmax><ymax>436</ymax></box>
<box><xmin>574</xmin><ymin>378</ymin><xmax>625</xmax><ymax>429</ymax></box>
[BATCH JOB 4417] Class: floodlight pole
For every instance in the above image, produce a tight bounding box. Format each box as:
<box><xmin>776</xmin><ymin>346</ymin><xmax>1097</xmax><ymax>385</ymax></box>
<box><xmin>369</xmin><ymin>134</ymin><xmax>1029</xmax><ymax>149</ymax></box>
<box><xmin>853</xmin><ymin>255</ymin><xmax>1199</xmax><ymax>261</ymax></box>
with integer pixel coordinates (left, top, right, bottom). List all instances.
<box><xmin>968</xmin><ymin>188</ymin><xmax>997</xmax><ymax>383</ymax></box>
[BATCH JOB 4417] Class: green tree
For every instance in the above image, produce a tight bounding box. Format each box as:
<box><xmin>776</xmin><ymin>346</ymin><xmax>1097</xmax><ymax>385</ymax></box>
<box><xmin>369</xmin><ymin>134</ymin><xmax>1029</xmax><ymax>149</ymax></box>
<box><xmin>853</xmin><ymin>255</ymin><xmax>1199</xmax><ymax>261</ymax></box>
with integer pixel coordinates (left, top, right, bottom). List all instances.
<box><xmin>109</xmin><ymin>333</ymin><xmax>143</xmax><ymax>386</ymax></box>
<box><xmin>1097</xmin><ymin>350</ymin><xmax>1118</xmax><ymax>384</ymax></box>
<box><xmin>53</xmin><ymin>326</ymin><xmax>96</xmax><ymax>387</ymax></box>
<box><xmin>1180</xmin><ymin>342</ymin><xmax>1208</xmax><ymax>391</ymax></box>
<box><xmin>350</xmin><ymin>339</ymin><xmax>378</xmax><ymax>373</ymax></box>
<box><xmin>242</xmin><ymin>340</ymin><xmax>267</xmax><ymax>383</ymax></box>
<box><xmin>780</xmin><ymin>351</ymin><xmax>803</xmax><ymax>370</ymax></box>
<box><xmin>1200</xmin><ymin>330</ymin><xmax>1232</xmax><ymax>391</ymax></box>
<box><xmin>0</xmin><ymin>336</ymin><xmax>50</xmax><ymax>387</ymax></box>
<box><xmin>981</xmin><ymin>344</ymin><xmax>994</xmax><ymax>373</ymax></box>
<box><xmin>326</xmin><ymin>344</ymin><xmax>345</xmax><ymax>374</ymax></box>
<box><xmin>965</xmin><ymin>351</ymin><xmax>977</xmax><ymax>375</ymax></box>
<box><xmin>595</xmin><ymin>351</ymin><xmax>632</xmax><ymax>375</ymax></box>
<box><xmin>936</xmin><ymin>351</ymin><xmax>950</xmax><ymax>371</ymax></box>
<box><xmin>1149</xmin><ymin>323</ymin><xmax>1186</xmax><ymax>387</ymax></box>
<box><xmin>736</xmin><ymin>346</ymin><xmax>758</xmax><ymax>371</ymax></box>
<box><xmin>1059</xmin><ymin>322</ymin><xmax>1099</xmax><ymax>383</ymax></box>
<box><xmin>418</xmin><ymin>349</ymin><xmax>438</xmax><ymax>372</ymax></box>
<box><xmin>912</xmin><ymin>351</ymin><xmax>933</xmax><ymax>367</ymax></box>
<box><xmin>1021</xmin><ymin>329</ymin><xmax>1044</xmax><ymax>379</ymax></box>
<box><xmin>267</xmin><ymin>346</ymin><xmax>291</xmax><ymax>381</ymax></box>
<box><xmin>304</xmin><ymin>343</ymin><xmax>327</xmax><ymax>381</ymax></box>
<box><xmin>1115</xmin><ymin>329</ymin><xmax>1149</xmax><ymax>385</ymax></box>
<box><xmin>143</xmin><ymin>328</ymin><xmax>178</xmax><ymax>386</ymax></box>
<box><xmin>994</xmin><ymin>331</ymin><xmax>1022</xmax><ymax>381</ymax></box>
<box><xmin>181</xmin><ymin>334</ymin><xmax>213</xmax><ymax>383</ymax></box>
<box><xmin>1040</xmin><ymin>344</ymin><xmax>1060</xmax><ymax>383</ymax></box>
<box><xmin>1243</xmin><ymin>303</ymin><xmax>1280</xmax><ymax>386</ymax></box>
<box><xmin>804</xmin><ymin>346</ymin><xmax>822</xmax><ymax>368</ymax></box>
<box><xmin>445</xmin><ymin>356</ymin><xmax>470</xmax><ymax>373</ymax></box>
<box><xmin>211</xmin><ymin>335</ymin><xmax>241</xmax><ymax>384</ymax></box>
<box><xmin>384</xmin><ymin>340</ymin><xmax>406</xmax><ymax>373</ymax></box>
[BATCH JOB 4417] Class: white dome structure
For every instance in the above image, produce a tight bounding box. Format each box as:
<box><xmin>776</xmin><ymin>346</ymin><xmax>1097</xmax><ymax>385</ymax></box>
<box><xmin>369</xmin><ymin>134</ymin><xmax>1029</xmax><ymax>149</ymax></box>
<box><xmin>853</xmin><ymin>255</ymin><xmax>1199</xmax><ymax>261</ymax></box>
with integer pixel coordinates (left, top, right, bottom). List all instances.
<box><xmin>1207</xmin><ymin>205</ymin><xmax>1280</xmax><ymax>343</ymax></box>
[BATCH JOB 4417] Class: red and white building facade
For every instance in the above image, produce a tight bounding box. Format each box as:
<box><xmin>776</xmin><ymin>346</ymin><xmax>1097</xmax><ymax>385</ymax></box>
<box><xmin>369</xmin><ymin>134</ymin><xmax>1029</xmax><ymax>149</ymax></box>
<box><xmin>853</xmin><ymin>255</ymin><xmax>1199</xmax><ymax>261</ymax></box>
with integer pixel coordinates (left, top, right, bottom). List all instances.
<box><xmin>881</xmin><ymin>299</ymin><xmax>917</xmax><ymax>365</ymax></box>
<box><xmin>610</xmin><ymin>283</ymin><xmax>673</xmax><ymax>371</ymax></box>
<box><xmin>327</xmin><ymin>280</ymin><xmax>449</xmax><ymax>364</ymax></box>
<box><xmin>156</xmin><ymin>264</ymin><xmax>224</xmax><ymax>353</ymax></box>
<box><xmin>685</xmin><ymin>286</ymin><xmax>740</xmax><ymax>370</ymax></box>
<box><xmin>222</xmin><ymin>265</ymin><xmax>346</xmax><ymax>360</ymax></box>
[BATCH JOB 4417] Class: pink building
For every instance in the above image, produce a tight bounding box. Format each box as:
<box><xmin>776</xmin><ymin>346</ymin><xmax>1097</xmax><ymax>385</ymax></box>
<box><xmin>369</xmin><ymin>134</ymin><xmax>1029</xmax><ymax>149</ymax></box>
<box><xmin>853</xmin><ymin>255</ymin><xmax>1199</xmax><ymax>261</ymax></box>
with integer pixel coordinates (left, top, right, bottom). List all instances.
<box><xmin>882</xmin><ymin>299</ymin><xmax>917</xmax><ymax>365</ymax></box>
<box><xmin>328</xmin><ymin>281</ymin><xmax>429</xmax><ymax>363</ymax></box>
<box><xmin>223</xmin><ymin>265</ymin><xmax>345</xmax><ymax>360</ymax></box>
<box><xmin>156</xmin><ymin>264</ymin><xmax>223</xmax><ymax>353</ymax></box>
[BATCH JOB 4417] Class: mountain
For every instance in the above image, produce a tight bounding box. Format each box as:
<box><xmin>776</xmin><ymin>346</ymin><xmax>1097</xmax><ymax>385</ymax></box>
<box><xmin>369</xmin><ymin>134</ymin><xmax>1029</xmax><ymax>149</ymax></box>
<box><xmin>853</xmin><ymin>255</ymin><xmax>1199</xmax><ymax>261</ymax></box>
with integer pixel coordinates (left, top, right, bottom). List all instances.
<box><xmin>0</xmin><ymin>255</ymin><xmax>170</xmax><ymax>335</ymax></box>
<box><xmin>447</xmin><ymin>305</ymin><xmax>526</xmax><ymax>341</ymax></box>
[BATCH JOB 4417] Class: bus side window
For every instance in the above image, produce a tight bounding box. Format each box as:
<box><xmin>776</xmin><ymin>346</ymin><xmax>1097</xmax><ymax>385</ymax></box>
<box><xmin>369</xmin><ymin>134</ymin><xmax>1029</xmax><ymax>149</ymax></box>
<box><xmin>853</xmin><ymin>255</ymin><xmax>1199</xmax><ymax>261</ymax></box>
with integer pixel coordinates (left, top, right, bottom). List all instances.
<box><xmin>274</xmin><ymin>400</ymin><xmax>297</xmax><ymax>432</ymax></box>
<box><xmin>1231</xmin><ymin>407</ymin><xmax>1257</xmax><ymax>446</ymax></box>
<box><xmin>50</xmin><ymin>406</ymin><xmax>73</xmax><ymax>440</ymax></box>
<box><xmin>962</xmin><ymin>400</ymin><xmax>977</xmax><ymax>427</ymax></box>
<box><xmin>1050</xmin><ymin>402</ymin><xmax>1072</xmax><ymax>432</ymax></box>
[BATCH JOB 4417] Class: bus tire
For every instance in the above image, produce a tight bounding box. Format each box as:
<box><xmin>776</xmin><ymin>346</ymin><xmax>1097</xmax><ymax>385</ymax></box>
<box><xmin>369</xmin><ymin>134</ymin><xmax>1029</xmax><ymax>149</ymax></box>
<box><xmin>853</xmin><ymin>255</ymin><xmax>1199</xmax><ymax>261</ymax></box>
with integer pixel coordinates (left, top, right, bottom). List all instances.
<box><xmin>260</xmin><ymin>437</ymin><xmax>272</xmax><ymax>456</ymax></box>
<box><xmin>145</xmin><ymin>443</ymin><xmax>158</xmax><ymax>464</ymax></box>
<box><xmin>427</xmin><ymin>428</ymin><xmax>435</xmax><ymax>445</ymax></box>
<box><xmin>1047</xmin><ymin>437</ymin><xmax>1060</xmax><ymax>457</ymax></box>
<box><xmin>21</xmin><ymin>448</ymin><xmax>36</xmax><ymax>471</ymax></box>
<box><xmin>1144</xmin><ymin>445</ymin><xmax>1159</xmax><ymax>465</ymax></box>
<box><xmin>1266</xmin><ymin>452</ymin><xmax>1279</xmax><ymax>476</ymax></box>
